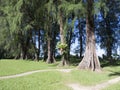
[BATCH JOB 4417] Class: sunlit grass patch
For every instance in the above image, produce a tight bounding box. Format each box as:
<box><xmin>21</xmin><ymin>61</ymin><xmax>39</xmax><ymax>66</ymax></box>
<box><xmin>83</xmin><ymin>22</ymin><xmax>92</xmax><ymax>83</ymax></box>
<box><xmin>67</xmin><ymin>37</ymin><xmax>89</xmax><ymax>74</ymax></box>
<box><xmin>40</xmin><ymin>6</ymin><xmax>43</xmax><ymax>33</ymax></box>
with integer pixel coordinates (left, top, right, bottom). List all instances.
<box><xmin>0</xmin><ymin>59</ymin><xmax>57</xmax><ymax>76</ymax></box>
<box><xmin>0</xmin><ymin>59</ymin><xmax>75</xmax><ymax>76</ymax></box>
<box><xmin>69</xmin><ymin>69</ymin><xmax>115</xmax><ymax>86</ymax></box>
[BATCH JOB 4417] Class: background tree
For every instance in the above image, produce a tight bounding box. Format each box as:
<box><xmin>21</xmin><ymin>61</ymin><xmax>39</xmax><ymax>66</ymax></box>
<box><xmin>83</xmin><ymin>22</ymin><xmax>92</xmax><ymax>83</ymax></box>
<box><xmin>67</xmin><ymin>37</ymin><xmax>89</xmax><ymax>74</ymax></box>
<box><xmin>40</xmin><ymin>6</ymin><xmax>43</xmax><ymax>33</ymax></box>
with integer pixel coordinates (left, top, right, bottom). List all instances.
<box><xmin>78</xmin><ymin>0</ymin><xmax>101</xmax><ymax>71</ymax></box>
<box><xmin>97</xmin><ymin>0</ymin><xmax>120</xmax><ymax>63</ymax></box>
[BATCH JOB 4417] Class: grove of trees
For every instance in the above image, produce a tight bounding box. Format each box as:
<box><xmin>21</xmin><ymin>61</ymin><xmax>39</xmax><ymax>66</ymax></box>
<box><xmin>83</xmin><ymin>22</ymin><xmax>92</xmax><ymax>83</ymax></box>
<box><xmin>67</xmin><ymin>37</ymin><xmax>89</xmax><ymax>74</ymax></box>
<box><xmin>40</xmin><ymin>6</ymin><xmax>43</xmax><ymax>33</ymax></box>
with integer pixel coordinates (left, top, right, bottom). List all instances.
<box><xmin>0</xmin><ymin>0</ymin><xmax>120</xmax><ymax>71</ymax></box>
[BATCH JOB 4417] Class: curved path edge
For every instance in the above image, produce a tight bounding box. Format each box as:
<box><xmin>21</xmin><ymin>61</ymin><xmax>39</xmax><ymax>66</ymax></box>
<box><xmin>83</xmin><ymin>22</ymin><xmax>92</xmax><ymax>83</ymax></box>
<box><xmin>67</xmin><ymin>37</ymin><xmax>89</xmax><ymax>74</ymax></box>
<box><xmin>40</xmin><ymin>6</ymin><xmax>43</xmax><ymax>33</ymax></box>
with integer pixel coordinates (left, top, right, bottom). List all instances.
<box><xmin>0</xmin><ymin>69</ymin><xmax>72</xmax><ymax>80</ymax></box>
<box><xmin>67</xmin><ymin>76</ymin><xmax>120</xmax><ymax>90</ymax></box>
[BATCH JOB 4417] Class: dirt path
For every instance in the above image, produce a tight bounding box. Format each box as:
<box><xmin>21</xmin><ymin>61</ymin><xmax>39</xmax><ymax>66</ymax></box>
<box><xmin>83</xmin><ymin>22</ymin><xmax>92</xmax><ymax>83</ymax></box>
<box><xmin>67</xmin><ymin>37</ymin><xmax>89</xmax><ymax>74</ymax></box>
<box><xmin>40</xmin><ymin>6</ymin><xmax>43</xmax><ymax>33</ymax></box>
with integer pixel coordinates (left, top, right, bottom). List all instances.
<box><xmin>67</xmin><ymin>76</ymin><xmax>120</xmax><ymax>90</ymax></box>
<box><xmin>0</xmin><ymin>69</ymin><xmax>72</xmax><ymax>80</ymax></box>
<box><xmin>68</xmin><ymin>83</ymin><xmax>91</xmax><ymax>90</ymax></box>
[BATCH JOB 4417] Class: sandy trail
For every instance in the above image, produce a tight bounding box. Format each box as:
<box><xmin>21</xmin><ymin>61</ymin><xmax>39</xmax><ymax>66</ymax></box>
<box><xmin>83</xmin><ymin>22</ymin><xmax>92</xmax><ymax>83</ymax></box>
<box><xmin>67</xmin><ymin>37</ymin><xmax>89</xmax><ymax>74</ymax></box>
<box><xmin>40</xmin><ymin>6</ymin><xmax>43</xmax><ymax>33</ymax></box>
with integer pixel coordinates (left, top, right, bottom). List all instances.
<box><xmin>0</xmin><ymin>69</ymin><xmax>72</xmax><ymax>80</ymax></box>
<box><xmin>67</xmin><ymin>76</ymin><xmax>120</xmax><ymax>90</ymax></box>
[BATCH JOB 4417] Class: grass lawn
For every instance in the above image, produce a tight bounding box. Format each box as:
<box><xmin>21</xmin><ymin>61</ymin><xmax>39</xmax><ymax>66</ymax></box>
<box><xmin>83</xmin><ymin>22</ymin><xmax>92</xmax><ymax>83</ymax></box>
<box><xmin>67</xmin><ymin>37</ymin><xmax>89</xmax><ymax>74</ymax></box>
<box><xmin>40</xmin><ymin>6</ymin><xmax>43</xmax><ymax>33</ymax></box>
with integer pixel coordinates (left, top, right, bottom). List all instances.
<box><xmin>0</xmin><ymin>59</ymin><xmax>74</xmax><ymax>76</ymax></box>
<box><xmin>0</xmin><ymin>59</ymin><xmax>58</xmax><ymax>76</ymax></box>
<box><xmin>0</xmin><ymin>59</ymin><xmax>120</xmax><ymax>90</ymax></box>
<box><xmin>0</xmin><ymin>71</ymin><xmax>72</xmax><ymax>90</ymax></box>
<box><xmin>70</xmin><ymin>70</ymin><xmax>114</xmax><ymax>85</ymax></box>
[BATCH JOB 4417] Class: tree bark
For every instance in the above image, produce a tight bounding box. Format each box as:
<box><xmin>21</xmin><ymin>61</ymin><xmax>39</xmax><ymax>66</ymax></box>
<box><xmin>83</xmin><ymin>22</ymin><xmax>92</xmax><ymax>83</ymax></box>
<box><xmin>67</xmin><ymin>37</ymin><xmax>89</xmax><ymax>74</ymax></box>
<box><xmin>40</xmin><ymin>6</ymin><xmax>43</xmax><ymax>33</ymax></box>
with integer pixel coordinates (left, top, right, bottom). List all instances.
<box><xmin>20</xmin><ymin>48</ymin><xmax>24</xmax><ymax>59</ymax></box>
<box><xmin>78</xmin><ymin>19</ymin><xmax>83</xmax><ymax>58</ymax></box>
<box><xmin>46</xmin><ymin>38</ymin><xmax>55</xmax><ymax>63</ymax></box>
<box><xmin>19</xmin><ymin>31</ymin><xmax>25</xmax><ymax>60</ymax></box>
<box><xmin>78</xmin><ymin>0</ymin><xmax>101</xmax><ymax>71</ymax></box>
<box><xmin>43</xmin><ymin>43</ymin><xmax>47</xmax><ymax>61</ymax></box>
<box><xmin>25</xmin><ymin>30</ymin><xmax>32</xmax><ymax>59</ymax></box>
<box><xmin>52</xmin><ymin>23</ymin><xmax>57</xmax><ymax>58</ymax></box>
<box><xmin>59</xmin><ymin>10</ymin><xmax>68</xmax><ymax>66</ymax></box>
<box><xmin>43</xmin><ymin>33</ymin><xmax>48</xmax><ymax>61</ymax></box>
<box><xmin>67</xmin><ymin>28</ymin><xmax>72</xmax><ymax>61</ymax></box>
<box><xmin>46</xmin><ymin>24</ymin><xmax>56</xmax><ymax>63</ymax></box>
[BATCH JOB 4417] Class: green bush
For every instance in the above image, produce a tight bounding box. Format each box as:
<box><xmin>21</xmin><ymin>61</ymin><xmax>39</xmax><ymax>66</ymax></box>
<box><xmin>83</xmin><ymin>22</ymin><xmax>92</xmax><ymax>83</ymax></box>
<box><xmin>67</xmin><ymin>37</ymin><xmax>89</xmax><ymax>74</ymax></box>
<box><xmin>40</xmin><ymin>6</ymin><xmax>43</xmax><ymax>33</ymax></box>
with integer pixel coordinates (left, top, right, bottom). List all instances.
<box><xmin>56</xmin><ymin>42</ymin><xmax>67</xmax><ymax>50</ymax></box>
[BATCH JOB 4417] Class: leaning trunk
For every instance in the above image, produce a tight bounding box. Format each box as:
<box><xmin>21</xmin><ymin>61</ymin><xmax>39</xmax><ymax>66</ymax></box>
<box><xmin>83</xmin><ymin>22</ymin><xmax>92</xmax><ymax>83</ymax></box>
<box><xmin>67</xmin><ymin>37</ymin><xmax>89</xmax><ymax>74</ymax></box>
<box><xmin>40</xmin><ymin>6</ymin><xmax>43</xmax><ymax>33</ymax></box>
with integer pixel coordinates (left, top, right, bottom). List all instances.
<box><xmin>78</xmin><ymin>0</ymin><xmax>101</xmax><ymax>71</ymax></box>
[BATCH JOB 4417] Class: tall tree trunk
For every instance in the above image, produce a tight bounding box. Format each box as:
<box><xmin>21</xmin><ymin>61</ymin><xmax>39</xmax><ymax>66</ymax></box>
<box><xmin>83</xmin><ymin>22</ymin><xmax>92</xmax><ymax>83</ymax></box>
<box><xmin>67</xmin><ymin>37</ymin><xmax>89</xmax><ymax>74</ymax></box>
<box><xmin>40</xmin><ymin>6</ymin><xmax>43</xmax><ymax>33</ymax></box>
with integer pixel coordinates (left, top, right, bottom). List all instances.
<box><xmin>101</xmin><ymin>9</ymin><xmax>113</xmax><ymax>63</ymax></box>
<box><xmin>46</xmin><ymin>25</ymin><xmax>55</xmax><ymax>63</ymax></box>
<box><xmin>105</xmin><ymin>18</ymin><xmax>113</xmax><ymax>63</ymax></box>
<box><xmin>78</xmin><ymin>0</ymin><xmax>101</xmax><ymax>71</ymax></box>
<box><xmin>20</xmin><ymin>41</ymin><xmax>24</xmax><ymax>59</ymax></box>
<box><xmin>19</xmin><ymin>31</ymin><xmax>25</xmax><ymax>60</ymax></box>
<box><xmin>107</xmin><ymin>46</ymin><xmax>113</xmax><ymax>63</ymax></box>
<box><xmin>33</xmin><ymin>30</ymin><xmax>39</xmax><ymax>61</ymax></box>
<box><xmin>25</xmin><ymin>30</ymin><xmax>32</xmax><ymax>59</ymax></box>
<box><xmin>52</xmin><ymin>23</ymin><xmax>57</xmax><ymax>58</ymax></box>
<box><xmin>43</xmin><ymin>43</ymin><xmax>47</xmax><ymax>61</ymax></box>
<box><xmin>67</xmin><ymin>28</ymin><xmax>72</xmax><ymax>61</ymax></box>
<box><xmin>20</xmin><ymin>48</ymin><xmax>24</xmax><ymax>59</ymax></box>
<box><xmin>46</xmin><ymin>38</ymin><xmax>55</xmax><ymax>63</ymax></box>
<box><xmin>78</xmin><ymin>19</ymin><xmax>83</xmax><ymax>58</ymax></box>
<box><xmin>59</xmin><ymin>10</ymin><xmax>68</xmax><ymax>66</ymax></box>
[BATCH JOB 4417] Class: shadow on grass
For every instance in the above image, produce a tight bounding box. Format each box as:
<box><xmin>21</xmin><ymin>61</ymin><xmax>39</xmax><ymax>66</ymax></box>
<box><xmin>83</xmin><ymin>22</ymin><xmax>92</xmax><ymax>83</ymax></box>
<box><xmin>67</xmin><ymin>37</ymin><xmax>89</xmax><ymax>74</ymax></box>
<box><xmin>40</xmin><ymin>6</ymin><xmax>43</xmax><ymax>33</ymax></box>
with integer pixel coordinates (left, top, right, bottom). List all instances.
<box><xmin>49</xmin><ymin>62</ymin><xmax>60</xmax><ymax>67</ymax></box>
<box><xmin>109</xmin><ymin>71</ymin><xmax>120</xmax><ymax>77</ymax></box>
<box><xmin>100</xmin><ymin>60</ymin><xmax>120</xmax><ymax>68</ymax></box>
<box><xmin>54</xmin><ymin>56</ymin><xmax>82</xmax><ymax>67</ymax></box>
